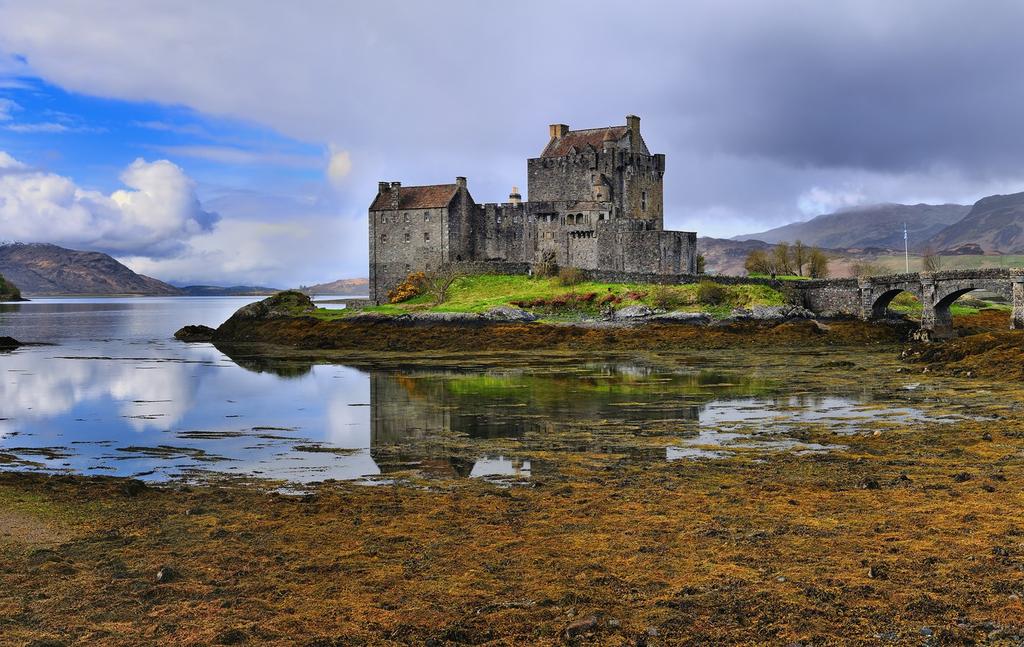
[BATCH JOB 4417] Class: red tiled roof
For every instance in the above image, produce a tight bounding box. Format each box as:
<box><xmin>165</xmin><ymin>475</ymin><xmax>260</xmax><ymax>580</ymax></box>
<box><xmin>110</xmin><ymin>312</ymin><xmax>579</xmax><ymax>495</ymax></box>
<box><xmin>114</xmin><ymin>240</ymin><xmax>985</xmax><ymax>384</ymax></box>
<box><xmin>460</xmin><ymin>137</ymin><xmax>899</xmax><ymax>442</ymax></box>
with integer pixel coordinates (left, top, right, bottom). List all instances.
<box><xmin>541</xmin><ymin>126</ymin><xmax>630</xmax><ymax>157</ymax></box>
<box><xmin>370</xmin><ymin>184</ymin><xmax>458</xmax><ymax>211</ymax></box>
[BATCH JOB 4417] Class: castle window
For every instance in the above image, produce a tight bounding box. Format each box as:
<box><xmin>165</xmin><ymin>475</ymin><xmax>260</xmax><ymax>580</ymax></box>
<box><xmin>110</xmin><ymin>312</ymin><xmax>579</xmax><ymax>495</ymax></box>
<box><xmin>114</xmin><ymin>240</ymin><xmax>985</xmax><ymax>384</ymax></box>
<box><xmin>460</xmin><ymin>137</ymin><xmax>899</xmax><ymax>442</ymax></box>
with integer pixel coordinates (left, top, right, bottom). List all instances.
<box><xmin>404</xmin><ymin>232</ymin><xmax>411</xmax><ymax>243</ymax></box>
<box><xmin>423</xmin><ymin>211</ymin><xmax>430</xmax><ymax>221</ymax></box>
<box><xmin>424</xmin><ymin>232</ymin><xmax>430</xmax><ymax>242</ymax></box>
<box><xmin>598</xmin><ymin>213</ymin><xmax>606</xmax><ymax>220</ymax></box>
<box><xmin>404</xmin><ymin>213</ymin><xmax>410</xmax><ymax>223</ymax></box>
<box><xmin>381</xmin><ymin>233</ymin><xmax>388</xmax><ymax>243</ymax></box>
<box><xmin>642</xmin><ymin>191</ymin><xmax>647</xmax><ymax>211</ymax></box>
<box><xmin>405</xmin><ymin>264</ymin><xmax>411</xmax><ymax>272</ymax></box>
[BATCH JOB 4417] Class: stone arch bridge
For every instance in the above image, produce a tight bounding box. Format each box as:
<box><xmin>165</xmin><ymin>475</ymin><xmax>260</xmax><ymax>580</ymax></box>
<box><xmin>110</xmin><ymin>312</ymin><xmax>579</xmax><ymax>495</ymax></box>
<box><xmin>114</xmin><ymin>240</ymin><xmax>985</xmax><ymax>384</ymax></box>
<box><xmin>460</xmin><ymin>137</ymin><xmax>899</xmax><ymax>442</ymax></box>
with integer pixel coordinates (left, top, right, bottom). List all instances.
<box><xmin>796</xmin><ymin>268</ymin><xmax>1024</xmax><ymax>339</ymax></box>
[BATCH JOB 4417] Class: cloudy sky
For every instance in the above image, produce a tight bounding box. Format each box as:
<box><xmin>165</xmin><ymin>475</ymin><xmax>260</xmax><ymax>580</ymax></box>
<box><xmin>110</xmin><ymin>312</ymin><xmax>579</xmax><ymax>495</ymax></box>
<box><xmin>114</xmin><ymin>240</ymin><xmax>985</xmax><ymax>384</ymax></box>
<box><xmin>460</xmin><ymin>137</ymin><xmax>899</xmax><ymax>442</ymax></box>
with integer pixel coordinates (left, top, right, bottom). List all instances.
<box><xmin>1</xmin><ymin>1</ymin><xmax>1024</xmax><ymax>286</ymax></box>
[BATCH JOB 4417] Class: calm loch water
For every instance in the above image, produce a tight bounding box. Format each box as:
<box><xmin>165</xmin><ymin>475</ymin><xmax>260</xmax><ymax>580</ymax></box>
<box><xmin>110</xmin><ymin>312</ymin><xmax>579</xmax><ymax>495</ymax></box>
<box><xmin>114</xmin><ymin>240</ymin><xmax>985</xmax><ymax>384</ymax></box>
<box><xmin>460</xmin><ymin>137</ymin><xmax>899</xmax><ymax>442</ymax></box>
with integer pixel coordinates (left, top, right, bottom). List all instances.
<box><xmin>0</xmin><ymin>298</ymin><xmax>940</xmax><ymax>484</ymax></box>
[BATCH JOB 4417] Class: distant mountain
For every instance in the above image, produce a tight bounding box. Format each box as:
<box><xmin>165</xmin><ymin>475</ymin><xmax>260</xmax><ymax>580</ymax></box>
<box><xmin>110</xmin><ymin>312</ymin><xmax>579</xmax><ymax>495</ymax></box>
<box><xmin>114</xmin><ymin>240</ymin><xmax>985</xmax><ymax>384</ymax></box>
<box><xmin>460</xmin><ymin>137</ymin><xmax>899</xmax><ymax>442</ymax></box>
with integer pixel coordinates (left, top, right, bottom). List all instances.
<box><xmin>299</xmin><ymin>278</ymin><xmax>368</xmax><ymax>296</ymax></box>
<box><xmin>180</xmin><ymin>285</ymin><xmax>281</xmax><ymax>296</ymax></box>
<box><xmin>926</xmin><ymin>192</ymin><xmax>1024</xmax><ymax>253</ymax></box>
<box><xmin>736</xmin><ymin>203</ymin><xmax>969</xmax><ymax>251</ymax></box>
<box><xmin>0</xmin><ymin>243</ymin><xmax>183</xmax><ymax>296</ymax></box>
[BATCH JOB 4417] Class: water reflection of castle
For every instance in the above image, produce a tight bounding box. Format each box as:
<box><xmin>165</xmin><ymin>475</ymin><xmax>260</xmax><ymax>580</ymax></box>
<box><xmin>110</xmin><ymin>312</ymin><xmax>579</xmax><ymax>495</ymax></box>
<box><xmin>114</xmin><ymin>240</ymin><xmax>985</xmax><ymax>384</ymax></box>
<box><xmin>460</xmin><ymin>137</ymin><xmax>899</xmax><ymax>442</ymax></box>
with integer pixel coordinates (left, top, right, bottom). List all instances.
<box><xmin>366</xmin><ymin>365</ymin><xmax>724</xmax><ymax>478</ymax></box>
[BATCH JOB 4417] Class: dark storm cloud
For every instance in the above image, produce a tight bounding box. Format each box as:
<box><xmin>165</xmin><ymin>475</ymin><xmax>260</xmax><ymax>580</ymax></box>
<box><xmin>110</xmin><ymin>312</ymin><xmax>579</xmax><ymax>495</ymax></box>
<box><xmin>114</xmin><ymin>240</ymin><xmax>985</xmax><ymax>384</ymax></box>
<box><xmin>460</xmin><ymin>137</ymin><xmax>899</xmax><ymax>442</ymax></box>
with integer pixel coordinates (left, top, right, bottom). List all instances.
<box><xmin>4</xmin><ymin>0</ymin><xmax>1024</xmax><ymax>241</ymax></box>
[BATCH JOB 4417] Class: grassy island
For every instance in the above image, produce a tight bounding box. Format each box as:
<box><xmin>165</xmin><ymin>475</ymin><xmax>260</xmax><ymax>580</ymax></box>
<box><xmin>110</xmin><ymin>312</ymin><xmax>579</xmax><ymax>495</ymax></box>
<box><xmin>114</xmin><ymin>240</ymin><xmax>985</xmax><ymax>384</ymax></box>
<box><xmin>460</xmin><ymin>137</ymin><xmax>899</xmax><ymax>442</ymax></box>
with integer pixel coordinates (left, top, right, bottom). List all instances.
<box><xmin>328</xmin><ymin>274</ymin><xmax>787</xmax><ymax>320</ymax></box>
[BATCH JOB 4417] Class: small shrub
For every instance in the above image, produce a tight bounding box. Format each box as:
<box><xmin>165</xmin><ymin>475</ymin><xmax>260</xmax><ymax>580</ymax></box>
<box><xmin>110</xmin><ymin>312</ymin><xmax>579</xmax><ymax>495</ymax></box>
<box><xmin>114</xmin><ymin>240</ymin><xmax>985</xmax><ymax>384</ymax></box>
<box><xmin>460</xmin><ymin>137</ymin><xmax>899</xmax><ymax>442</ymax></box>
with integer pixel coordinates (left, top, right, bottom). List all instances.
<box><xmin>650</xmin><ymin>284</ymin><xmax>681</xmax><ymax>310</ymax></box>
<box><xmin>387</xmin><ymin>272</ymin><xmax>426</xmax><ymax>303</ymax></box>
<box><xmin>696</xmin><ymin>280</ymin><xmax>729</xmax><ymax>307</ymax></box>
<box><xmin>557</xmin><ymin>267</ymin><xmax>585</xmax><ymax>287</ymax></box>
<box><xmin>624</xmin><ymin>290</ymin><xmax>647</xmax><ymax>301</ymax></box>
<box><xmin>533</xmin><ymin>250</ymin><xmax>558</xmax><ymax>278</ymax></box>
<box><xmin>597</xmin><ymin>293</ymin><xmax>621</xmax><ymax>306</ymax></box>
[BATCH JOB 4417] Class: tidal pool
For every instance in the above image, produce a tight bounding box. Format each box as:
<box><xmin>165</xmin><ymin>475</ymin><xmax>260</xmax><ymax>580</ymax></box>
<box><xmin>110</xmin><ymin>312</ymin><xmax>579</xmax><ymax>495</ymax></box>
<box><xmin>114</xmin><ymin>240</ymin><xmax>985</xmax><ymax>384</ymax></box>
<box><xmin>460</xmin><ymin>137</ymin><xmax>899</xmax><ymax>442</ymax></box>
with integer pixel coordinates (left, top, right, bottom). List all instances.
<box><xmin>0</xmin><ymin>297</ymin><xmax>974</xmax><ymax>485</ymax></box>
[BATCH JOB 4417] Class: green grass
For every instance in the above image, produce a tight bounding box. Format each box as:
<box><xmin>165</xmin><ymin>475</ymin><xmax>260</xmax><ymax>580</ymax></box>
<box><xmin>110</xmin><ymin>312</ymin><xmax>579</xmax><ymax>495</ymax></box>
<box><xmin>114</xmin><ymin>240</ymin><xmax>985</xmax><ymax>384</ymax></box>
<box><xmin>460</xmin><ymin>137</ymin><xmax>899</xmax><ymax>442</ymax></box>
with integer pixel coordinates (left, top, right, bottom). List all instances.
<box><xmin>317</xmin><ymin>275</ymin><xmax>786</xmax><ymax>320</ymax></box>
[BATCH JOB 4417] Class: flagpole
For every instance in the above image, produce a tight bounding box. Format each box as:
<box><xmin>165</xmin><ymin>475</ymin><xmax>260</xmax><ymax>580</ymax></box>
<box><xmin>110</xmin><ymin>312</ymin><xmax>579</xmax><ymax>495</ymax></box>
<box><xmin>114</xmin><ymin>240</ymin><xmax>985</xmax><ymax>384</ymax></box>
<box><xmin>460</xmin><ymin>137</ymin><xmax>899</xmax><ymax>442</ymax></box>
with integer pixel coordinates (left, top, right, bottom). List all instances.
<box><xmin>904</xmin><ymin>223</ymin><xmax>910</xmax><ymax>273</ymax></box>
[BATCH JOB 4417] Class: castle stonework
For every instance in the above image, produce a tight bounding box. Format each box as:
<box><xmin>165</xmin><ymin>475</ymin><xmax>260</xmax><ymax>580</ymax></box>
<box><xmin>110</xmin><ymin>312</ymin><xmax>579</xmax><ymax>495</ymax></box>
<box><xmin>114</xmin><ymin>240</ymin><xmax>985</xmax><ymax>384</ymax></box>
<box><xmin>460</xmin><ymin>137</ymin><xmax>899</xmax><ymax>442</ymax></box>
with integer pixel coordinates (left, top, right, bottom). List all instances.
<box><xmin>368</xmin><ymin>115</ymin><xmax>697</xmax><ymax>303</ymax></box>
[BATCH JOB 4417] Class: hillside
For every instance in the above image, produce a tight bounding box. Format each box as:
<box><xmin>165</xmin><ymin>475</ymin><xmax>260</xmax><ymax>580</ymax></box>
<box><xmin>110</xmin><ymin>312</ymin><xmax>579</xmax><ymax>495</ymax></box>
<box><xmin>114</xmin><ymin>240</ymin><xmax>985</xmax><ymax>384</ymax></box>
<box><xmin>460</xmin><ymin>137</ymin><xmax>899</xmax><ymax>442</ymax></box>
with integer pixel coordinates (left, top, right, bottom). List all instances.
<box><xmin>0</xmin><ymin>243</ymin><xmax>183</xmax><ymax>296</ymax></box>
<box><xmin>926</xmin><ymin>192</ymin><xmax>1024</xmax><ymax>253</ymax></box>
<box><xmin>180</xmin><ymin>285</ymin><xmax>281</xmax><ymax>296</ymax></box>
<box><xmin>736</xmin><ymin>203</ymin><xmax>969</xmax><ymax>251</ymax></box>
<box><xmin>698</xmin><ymin>237</ymin><xmax>773</xmax><ymax>276</ymax></box>
<box><xmin>300</xmin><ymin>278</ymin><xmax>368</xmax><ymax>296</ymax></box>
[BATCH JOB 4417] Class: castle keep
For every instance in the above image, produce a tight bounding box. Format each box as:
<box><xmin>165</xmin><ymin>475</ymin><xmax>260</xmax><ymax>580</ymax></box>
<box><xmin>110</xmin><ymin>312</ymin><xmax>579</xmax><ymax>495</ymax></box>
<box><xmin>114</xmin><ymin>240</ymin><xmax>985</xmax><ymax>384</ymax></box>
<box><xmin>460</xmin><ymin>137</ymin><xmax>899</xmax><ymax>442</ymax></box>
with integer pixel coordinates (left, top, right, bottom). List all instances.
<box><xmin>368</xmin><ymin>115</ymin><xmax>697</xmax><ymax>303</ymax></box>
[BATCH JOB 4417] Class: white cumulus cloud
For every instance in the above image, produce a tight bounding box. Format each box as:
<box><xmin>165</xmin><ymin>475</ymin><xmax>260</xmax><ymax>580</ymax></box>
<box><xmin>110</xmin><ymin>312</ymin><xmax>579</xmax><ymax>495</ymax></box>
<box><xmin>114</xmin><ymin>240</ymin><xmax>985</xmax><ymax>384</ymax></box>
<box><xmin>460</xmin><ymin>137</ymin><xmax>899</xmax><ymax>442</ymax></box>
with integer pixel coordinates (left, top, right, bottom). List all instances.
<box><xmin>0</xmin><ymin>152</ymin><xmax>217</xmax><ymax>257</ymax></box>
<box><xmin>326</xmin><ymin>146</ymin><xmax>353</xmax><ymax>186</ymax></box>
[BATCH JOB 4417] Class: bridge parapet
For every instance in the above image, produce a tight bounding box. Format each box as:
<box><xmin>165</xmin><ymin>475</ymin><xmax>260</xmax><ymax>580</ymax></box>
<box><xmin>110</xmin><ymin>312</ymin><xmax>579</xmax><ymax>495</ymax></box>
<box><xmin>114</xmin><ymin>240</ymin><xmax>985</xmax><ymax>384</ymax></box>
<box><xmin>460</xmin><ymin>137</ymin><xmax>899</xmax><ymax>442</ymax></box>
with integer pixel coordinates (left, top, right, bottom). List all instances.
<box><xmin>798</xmin><ymin>268</ymin><xmax>1024</xmax><ymax>339</ymax></box>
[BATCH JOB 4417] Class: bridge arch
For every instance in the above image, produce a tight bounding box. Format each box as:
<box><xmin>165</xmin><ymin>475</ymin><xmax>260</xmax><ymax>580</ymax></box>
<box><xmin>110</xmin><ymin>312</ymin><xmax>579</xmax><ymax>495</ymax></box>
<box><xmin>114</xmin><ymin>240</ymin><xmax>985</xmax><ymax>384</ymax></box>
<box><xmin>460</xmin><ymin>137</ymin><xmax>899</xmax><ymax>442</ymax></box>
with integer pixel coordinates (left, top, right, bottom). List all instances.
<box><xmin>868</xmin><ymin>285</ymin><xmax>922</xmax><ymax>320</ymax></box>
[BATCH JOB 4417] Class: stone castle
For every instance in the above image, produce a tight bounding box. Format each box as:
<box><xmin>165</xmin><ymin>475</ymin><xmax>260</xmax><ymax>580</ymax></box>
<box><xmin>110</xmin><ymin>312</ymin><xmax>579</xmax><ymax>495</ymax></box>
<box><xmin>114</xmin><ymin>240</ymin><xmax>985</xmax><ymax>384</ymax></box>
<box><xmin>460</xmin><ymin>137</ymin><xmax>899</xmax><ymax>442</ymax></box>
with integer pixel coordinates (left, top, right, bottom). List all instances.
<box><xmin>368</xmin><ymin>115</ymin><xmax>697</xmax><ymax>303</ymax></box>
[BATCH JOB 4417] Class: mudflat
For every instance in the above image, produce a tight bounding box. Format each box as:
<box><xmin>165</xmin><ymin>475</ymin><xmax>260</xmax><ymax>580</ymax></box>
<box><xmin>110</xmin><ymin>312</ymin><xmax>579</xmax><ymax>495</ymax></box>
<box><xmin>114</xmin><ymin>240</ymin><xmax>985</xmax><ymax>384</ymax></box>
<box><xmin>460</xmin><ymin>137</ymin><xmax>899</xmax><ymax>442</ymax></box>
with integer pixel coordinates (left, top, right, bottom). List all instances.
<box><xmin>3</xmin><ymin>313</ymin><xmax>1023</xmax><ymax>645</ymax></box>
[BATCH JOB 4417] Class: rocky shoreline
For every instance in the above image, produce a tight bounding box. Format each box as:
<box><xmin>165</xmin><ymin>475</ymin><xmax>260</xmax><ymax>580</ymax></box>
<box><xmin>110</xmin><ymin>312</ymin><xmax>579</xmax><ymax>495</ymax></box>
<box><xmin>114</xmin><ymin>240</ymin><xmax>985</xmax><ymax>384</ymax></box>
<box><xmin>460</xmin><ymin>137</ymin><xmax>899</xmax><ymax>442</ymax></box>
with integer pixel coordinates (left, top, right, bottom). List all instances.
<box><xmin>177</xmin><ymin>291</ymin><xmax>911</xmax><ymax>352</ymax></box>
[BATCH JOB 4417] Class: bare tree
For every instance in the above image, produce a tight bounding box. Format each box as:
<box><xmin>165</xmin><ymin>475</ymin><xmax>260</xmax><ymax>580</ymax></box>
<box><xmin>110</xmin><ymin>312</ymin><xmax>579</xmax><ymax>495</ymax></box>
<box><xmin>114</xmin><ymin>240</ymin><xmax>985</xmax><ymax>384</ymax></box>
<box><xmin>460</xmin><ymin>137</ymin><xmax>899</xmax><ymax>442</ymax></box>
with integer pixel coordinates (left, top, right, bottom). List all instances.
<box><xmin>744</xmin><ymin>249</ymin><xmax>771</xmax><ymax>275</ymax></box>
<box><xmin>792</xmin><ymin>240</ymin><xmax>808</xmax><ymax>277</ymax></box>
<box><xmin>771</xmin><ymin>242</ymin><xmax>794</xmax><ymax>276</ymax></box>
<box><xmin>807</xmin><ymin>248</ymin><xmax>830</xmax><ymax>278</ymax></box>
<box><xmin>921</xmin><ymin>247</ymin><xmax>941</xmax><ymax>273</ymax></box>
<box><xmin>850</xmin><ymin>261</ymin><xmax>886</xmax><ymax>278</ymax></box>
<box><xmin>422</xmin><ymin>265</ymin><xmax>464</xmax><ymax>304</ymax></box>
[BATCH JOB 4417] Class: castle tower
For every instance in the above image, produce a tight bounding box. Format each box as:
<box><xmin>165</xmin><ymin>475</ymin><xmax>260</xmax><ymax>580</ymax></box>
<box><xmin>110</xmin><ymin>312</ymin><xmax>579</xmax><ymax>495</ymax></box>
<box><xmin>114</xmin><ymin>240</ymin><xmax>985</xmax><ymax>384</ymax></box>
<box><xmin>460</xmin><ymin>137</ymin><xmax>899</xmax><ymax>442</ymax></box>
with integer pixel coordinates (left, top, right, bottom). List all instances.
<box><xmin>527</xmin><ymin>114</ymin><xmax>664</xmax><ymax>228</ymax></box>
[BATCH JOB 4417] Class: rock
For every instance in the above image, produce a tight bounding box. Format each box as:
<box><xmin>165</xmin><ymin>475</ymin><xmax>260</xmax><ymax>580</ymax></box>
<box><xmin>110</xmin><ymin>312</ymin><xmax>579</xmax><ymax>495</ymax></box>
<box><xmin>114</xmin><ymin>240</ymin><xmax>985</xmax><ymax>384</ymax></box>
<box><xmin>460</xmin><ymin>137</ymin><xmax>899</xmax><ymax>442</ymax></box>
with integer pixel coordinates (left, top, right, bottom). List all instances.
<box><xmin>952</xmin><ymin>472</ymin><xmax>972</xmax><ymax>483</ymax></box>
<box><xmin>920</xmin><ymin>626</ymin><xmax>933</xmax><ymax>637</ymax></box>
<box><xmin>608</xmin><ymin>618</ymin><xmax>621</xmax><ymax>628</ymax></box>
<box><xmin>120</xmin><ymin>479</ymin><xmax>148</xmax><ymax>498</ymax></box>
<box><xmin>155</xmin><ymin>565</ymin><xmax>177</xmax><ymax>583</ymax></box>
<box><xmin>174</xmin><ymin>325</ymin><xmax>216</xmax><ymax>342</ymax></box>
<box><xmin>0</xmin><ymin>335</ymin><xmax>22</xmax><ymax>349</ymax></box>
<box><xmin>860</xmin><ymin>477</ymin><xmax>881</xmax><ymax>490</ymax></box>
<box><xmin>483</xmin><ymin>306</ymin><xmax>537</xmax><ymax>322</ymax></box>
<box><xmin>650</xmin><ymin>311</ymin><xmax>711</xmax><ymax>325</ymax></box>
<box><xmin>223</xmin><ymin>291</ymin><xmax>317</xmax><ymax>323</ymax></box>
<box><xmin>615</xmin><ymin>304</ymin><xmax>654</xmax><ymax>319</ymax></box>
<box><xmin>982</xmin><ymin>432</ymin><xmax>993</xmax><ymax>442</ymax></box>
<box><xmin>749</xmin><ymin>305</ymin><xmax>815</xmax><ymax>320</ymax></box>
<box><xmin>564</xmin><ymin>614</ymin><xmax>598</xmax><ymax>637</ymax></box>
<box><xmin>402</xmin><ymin>312</ymin><xmax>485</xmax><ymax>324</ymax></box>
<box><xmin>215</xmin><ymin>628</ymin><xmax>248</xmax><ymax>644</ymax></box>
<box><xmin>646</xmin><ymin>626</ymin><xmax>660</xmax><ymax>637</ymax></box>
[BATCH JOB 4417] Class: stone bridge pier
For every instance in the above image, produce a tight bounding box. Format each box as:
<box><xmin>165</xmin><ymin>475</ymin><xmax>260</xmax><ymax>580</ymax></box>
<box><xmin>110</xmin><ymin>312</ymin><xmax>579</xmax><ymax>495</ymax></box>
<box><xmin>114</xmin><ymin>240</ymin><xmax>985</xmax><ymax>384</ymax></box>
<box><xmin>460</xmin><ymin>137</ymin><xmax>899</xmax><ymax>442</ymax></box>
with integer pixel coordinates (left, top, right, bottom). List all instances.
<box><xmin>851</xmin><ymin>268</ymin><xmax>1024</xmax><ymax>340</ymax></box>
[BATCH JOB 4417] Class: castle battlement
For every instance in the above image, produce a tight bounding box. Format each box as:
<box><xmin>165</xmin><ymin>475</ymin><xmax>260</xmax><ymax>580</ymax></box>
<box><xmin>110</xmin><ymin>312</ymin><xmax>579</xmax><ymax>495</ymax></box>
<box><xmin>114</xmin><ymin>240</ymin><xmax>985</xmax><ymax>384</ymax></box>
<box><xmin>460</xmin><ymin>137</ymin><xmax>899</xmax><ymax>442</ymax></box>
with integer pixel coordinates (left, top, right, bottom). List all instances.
<box><xmin>367</xmin><ymin>115</ymin><xmax>696</xmax><ymax>303</ymax></box>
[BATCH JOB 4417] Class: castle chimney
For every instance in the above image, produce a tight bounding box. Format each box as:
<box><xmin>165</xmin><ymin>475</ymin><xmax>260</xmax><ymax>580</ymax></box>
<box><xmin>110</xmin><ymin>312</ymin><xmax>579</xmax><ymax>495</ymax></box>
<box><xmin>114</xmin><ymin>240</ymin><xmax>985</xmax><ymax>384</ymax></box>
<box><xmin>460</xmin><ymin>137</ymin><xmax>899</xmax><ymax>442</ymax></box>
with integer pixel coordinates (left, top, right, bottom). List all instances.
<box><xmin>455</xmin><ymin>176</ymin><xmax>467</xmax><ymax>189</ymax></box>
<box><xmin>378</xmin><ymin>181</ymin><xmax>389</xmax><ymax>193</ymax></box>
<box><xmin>549</xmin><ymin>123</ymin><xmax>569</xmax><ymax>139</ymax></box>
<box><xmin>626</xmin><ymin>115</ymin><xmax>640</xmax><ymax>149</ymax></box>
<box><xmin>509</xmin><ymin>186</ymin><xmax>521</xmax><ymax>206</ymax></box>
<box><xmin>389</xmin><ymin>182</ymin><xmax>400</xmax><ymax>208</ymax></box>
